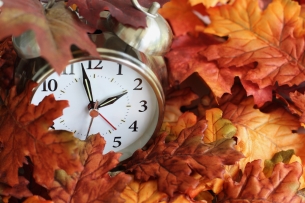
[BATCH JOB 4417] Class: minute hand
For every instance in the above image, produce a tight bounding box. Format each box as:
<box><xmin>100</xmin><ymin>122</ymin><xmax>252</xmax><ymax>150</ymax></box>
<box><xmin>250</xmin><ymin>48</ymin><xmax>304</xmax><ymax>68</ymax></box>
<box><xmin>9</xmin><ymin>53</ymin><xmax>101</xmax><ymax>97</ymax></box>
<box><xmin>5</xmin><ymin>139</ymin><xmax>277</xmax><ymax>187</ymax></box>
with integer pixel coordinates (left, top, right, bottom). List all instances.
<box><xmin>98</xmin><ymin>92</ymin><xmax>128</xmax><ymax>108</ymax></box>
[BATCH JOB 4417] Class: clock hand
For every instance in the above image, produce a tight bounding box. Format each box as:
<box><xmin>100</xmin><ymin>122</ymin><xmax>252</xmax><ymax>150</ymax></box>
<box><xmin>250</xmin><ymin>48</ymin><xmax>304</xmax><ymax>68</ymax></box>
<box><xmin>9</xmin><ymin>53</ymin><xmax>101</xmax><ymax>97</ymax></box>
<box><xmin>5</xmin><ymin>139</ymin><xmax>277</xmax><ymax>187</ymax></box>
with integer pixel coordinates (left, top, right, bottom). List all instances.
<box><xmin>81</xmin><ymin>63</ymin><xmax>94</xmax><ymax>109</ymax></box>
<box><xmin>98</xmin><ymin>92</ymin><xmax>128</xmax><ymax>108</ymax></box>
<box><xmin>98</xmin><ymin>112</ymin><xmax>117</xmax><ymax>130</ymax></box>
<box><xmin>86</xmin><ymin>101</ymin><xmax>99</xmax><ymax>138</ymax></box>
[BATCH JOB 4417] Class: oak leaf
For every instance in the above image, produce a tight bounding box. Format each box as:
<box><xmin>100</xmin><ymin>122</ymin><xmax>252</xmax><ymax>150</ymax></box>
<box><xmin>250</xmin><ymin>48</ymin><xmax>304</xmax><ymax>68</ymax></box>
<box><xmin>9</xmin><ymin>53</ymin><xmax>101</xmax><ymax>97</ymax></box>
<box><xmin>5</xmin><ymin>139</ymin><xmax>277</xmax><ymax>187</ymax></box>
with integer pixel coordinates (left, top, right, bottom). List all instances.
<box><xmin>164</xmin><ymin>88</ymin><xmax>198</xmax><ymax>123</ymax></box>
<box><xmin>48</xmin><ymin>134</ymin><xmax>131</xmax><ymax>203</ymax></box>
<box><xmin>203</xmin><ymin>0</ymin><xmax>305</xmax><ymax>89</ymax></box>
<box><xmin>125</xmin><ymin>120</ymin><xmax>244</xmax><ymax>196</ymax></box>
<box><xmin>0</xmin><ymin>82</ymin><xmax>82</xmax><ymax>187</ymax></box>
<box><xmin>221</xmin><ymin>97</ymin><xmax>305</xmax><ymax>170</ymax></box>
<box><xmin>159</xmin><ymin>0</ymin><xmax>206</xmax><ymax>36</ymax></box>
<box><xmin>217</xmin><ymin>160</ymin><xmax>305</xmax><ymax>203</ymax></box>
<box><xmin>67</xmin><ymin>0</ymin><xmax>169</xmax><ymax>29</ymax></box>
<box><xmin>0</xmin><ymin>1</ymin><xmax>98</xmax><ymax>73</ymax></box>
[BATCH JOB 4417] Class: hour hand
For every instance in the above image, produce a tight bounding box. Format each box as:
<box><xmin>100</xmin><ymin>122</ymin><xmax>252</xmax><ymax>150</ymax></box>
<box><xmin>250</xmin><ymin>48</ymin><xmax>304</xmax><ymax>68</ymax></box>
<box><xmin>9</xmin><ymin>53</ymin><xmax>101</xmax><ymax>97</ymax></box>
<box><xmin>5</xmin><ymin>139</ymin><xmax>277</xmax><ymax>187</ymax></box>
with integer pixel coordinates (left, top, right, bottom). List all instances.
<box><xmin>81</xmin><ymin>63</ymin><xmax>94</xmax><ymax>108</ymax></box>
<box><xmin>98</xmin><ymin>92</ymin><xmax>127</xmax><ymax>108</ymax></box>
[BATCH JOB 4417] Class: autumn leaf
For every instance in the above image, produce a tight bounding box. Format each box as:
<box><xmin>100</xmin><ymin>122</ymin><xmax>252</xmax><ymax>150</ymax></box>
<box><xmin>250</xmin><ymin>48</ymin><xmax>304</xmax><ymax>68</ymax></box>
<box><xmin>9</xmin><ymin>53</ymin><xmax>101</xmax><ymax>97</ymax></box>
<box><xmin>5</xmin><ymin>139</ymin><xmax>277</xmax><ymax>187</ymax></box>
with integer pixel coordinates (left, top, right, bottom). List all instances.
<box><xmin>189</xmin><ymin>0</ymin><xmax>229</xmax><ymax>8</ymax></box>
<box><xmin>163</xmin><ymin>88</ymin><xmax>198</xmax><ymax>123</ymax></box>
<box><xmin>48</xmin><ymin>134</ymin><xmax>131</xmax><ymax>203</ymax></box>
<box><xmin>289</xmin><ymin>91</ymin><xmax>305</xmax><ymax>125</ymax></box>
<box><xmin>23</xmin><ymin>196</ymin><xmax>53</xmax><ymax>203</ymax></box>
<box><xmin>161</xmin><ymin>112</ymin><xmax>197</xmax><ymax>142</ymax></box>
<box><xmin>203</xmin><ymin>108</ymin><xmax>236</xmax><ymax>143</ymax></box>
<box><xmin>203</xmin><ymin>0</ymin><xmax>305</xmax><ymax>90</ymax></box>
<box><xmin>0</xmin><ymin>177</ymin><xmax>32</xmax><ymax>199</ymax></box>
<box><xmin>125</xmin><ymin>120</ymin><xmax>244</xmax><ymax>196</ymax></box>
<box><xmin>0</xmin><ymin>82</ymin><xmax>82</xmax><ymax>187</ymax></box>
<box><xmin>0</xmin><ymin>38</ymin><xmax>16</xmax><ymax>89</ymax></box>
<box><xmin>159</xmin><ymin>0</ymin><xmax>206</xmax><ymax>36</ymax></box>
<box><xmin>0</xmin><ymin>0</ymin><xmax>99</xmax><ymax>73</ymax></box>
<box><xmin>221</xmin><ymin>97</ymin><xmax>305</xmax><ymax>170</ymax></box>
<box><xmin>67</xmin><ymin>0</ymin><xmax>169</xmax><ymax>29</ymax></box>
<box><xmin>217</xmin><ymin>160</ymin><xmax>305</xmax><ymax>203</ymax></box>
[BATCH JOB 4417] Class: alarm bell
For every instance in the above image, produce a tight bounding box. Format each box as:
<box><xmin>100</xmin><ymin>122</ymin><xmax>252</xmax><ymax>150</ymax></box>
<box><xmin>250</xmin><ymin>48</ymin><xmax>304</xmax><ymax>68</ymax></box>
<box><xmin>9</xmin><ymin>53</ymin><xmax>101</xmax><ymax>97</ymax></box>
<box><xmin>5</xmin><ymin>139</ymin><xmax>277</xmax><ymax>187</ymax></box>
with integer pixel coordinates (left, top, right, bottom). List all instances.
<box><xmin>100</xmin><ymin>0</ymin><xmax>173</xmax><ymax>56</ymax></box>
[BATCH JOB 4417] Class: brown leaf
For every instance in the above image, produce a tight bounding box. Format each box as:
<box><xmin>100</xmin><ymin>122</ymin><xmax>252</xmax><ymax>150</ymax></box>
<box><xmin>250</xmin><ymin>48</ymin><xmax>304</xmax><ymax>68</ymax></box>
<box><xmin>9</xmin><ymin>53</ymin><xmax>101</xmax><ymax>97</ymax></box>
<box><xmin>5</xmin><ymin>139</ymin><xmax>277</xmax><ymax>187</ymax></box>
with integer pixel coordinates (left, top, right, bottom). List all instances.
<box><xmin>0</xmin><ymin>38</ymin><xmax>16</xmax><ymax>89</ymax></box>
<box><xmin>218</xmin><ymin>160</ymin><xmax>305</xmax><ymax>203</ymax></box>
<box><xmin>125</xmin><ymin>120</ymin><xmax>244</xmax><ymax>196</ymax></box>
<box><xmin>0</xmin><ymin>1</ymin><xmax>99</xmax><ymax>73</ymax></box>
<box><xmin>48</xmin><ymin>134</ymin><xmax>131</xmax><ymax>203</ymax></box>
<box><xmin>67</xmin><ymin>0</ymin><xmax>169</xmax><ymax>28</ymax></box>
<box><xmin>0</xmin><ymin>82</ymin><xmax>82</xmax><ymax>187</ymax></box>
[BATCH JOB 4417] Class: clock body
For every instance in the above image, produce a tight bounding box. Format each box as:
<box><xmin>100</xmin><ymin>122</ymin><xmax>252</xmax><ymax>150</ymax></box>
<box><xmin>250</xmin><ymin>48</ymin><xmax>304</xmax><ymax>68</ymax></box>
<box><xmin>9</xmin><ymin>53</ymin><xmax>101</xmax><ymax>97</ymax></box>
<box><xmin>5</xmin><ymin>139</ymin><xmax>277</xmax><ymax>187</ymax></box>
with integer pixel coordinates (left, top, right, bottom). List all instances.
<box><xmin>14</xmin><ymin>32</ymin><xmax>167</xmax><ymax>160</ymax></box>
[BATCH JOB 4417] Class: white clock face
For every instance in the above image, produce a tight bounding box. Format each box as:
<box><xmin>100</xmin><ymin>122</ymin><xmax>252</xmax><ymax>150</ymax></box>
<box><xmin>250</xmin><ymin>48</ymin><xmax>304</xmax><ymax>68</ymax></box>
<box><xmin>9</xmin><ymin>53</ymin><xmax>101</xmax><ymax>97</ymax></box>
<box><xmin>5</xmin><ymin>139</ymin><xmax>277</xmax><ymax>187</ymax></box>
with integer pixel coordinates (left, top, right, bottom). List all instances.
<box><xmin>31</xmin><ymin>59</ymin><xmax>159</xmax><ymax>159</ymax></box>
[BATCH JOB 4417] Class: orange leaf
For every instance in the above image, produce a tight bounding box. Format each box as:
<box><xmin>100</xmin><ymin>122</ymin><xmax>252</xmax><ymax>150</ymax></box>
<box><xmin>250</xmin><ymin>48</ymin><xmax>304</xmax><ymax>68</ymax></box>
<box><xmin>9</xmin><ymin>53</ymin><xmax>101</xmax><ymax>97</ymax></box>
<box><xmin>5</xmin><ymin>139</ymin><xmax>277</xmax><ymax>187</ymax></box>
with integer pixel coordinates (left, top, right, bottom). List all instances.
<box><xmin>221</xmin><ymin>97</ymin><xmax>305</xmax><ymax>170</ymax></box>
<box><xmin>0</xmin><ymin>177</ymin><xmax>32</xmax><ymax>199</ymax></box>
<box><xmin>289</xmin><ymin>91</ymin><xmax>305</xmax><ymax>125</ymax></box>
<box><xmin>203</xmin><ymin>0</ymin><xmax>305</xmax><ymax>89</ymax></box>
<box><xmin>0</xmin><ymin>1</ymin><xmax>99</xmax><ymax>73</ymax></box>
<box><xmin>218</xmin><ymin>160</ymin><xmax>305</xmax><ymax>202</ymax></box>
<box><xmin>23</xmin><ymin>196</ymin><xmax>53</xmax><ymax>203</ymax></box>
<box><xmin>126</xmin><ymin>120</ymin><xmax>244</xmax><ymax>196</ymax></box>
<box><xmin>0</xmin><ymin>82</ymin><xmax>82</xmax><ymax>187</ymax></box>
<box><xmin>189</xmin><ymin>0</ymin><xmax>229</xmax><ymax>8</ymax></box>
<box><xmin>164</xmin><ymin>88</ymin><xmax>198</xmax><ymax>123</ymax></box>
<box><xmin>49</xmin><ymin>134</ymin><xmax>131</xmax><ymax>203</ymax></box>
<box><xmin>159</xmin><ymin>0</ymin><xmax>206</xmax><ymax>36</ymax></box>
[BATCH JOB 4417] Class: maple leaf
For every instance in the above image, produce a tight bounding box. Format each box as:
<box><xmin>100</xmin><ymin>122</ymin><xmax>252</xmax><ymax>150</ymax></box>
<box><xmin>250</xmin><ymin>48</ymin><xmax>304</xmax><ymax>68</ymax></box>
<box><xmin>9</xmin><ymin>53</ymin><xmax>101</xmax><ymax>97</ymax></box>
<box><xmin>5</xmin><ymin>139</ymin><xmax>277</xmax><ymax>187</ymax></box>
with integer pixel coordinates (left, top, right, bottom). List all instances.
<box><xmin>0</xmin><ymin>38</ymin><xmax>16</xmax><ymax>89</ymax></box>
<box><xmin>217</xmin><ymin>160</ymin><xmax>305</xmax><ymax>203</ymax></box>
<box><xmin>48</xmin><ymin>134</ymin><xmax>131</xmax><ymax>203</ymax></box>
<box><xmin>203</xmin><ymin>0</ymin><xmax>305</xmax><ymax>90</ymax></box>
<box><xmin>164</xmin><ymin>88</ymin><xmax>198</xmax><ymax>123</ymax></box>
<box><xmin>0</xmin><ymin>0</ymin><xmax>99</xmax><ymax>73</ymax></box>
<box><xmin>221</xmin><ymin>97</ymin><xmax>305</xmax><ymax>170</ymax></box>
<box><xmin>161</xmin><ymin>112</ymin><xmax>197</xmax><ymax>142</ymax></box>
<box><xmin>159</xmin><ymin>0</ymin><xmax>206</xmax><ymax>36</ymax></box>
<box><xmin>125</xmin><ymin>120</ymin><xmax>244</xmax><ymax>196</ymax></box>
<box><xmin>0</xmin><ymin>82</ymin><xmax>82</xmax><ymax>187</ymax></box>
<box><xmin>67</xmin><ymin>0</ymin><xmax>169</xmax><ymax>29</ymax></box>
<box><xmin>0</xmin><ymin>177</ymin><xmax>32</xmax><ymax>199</ymax></box>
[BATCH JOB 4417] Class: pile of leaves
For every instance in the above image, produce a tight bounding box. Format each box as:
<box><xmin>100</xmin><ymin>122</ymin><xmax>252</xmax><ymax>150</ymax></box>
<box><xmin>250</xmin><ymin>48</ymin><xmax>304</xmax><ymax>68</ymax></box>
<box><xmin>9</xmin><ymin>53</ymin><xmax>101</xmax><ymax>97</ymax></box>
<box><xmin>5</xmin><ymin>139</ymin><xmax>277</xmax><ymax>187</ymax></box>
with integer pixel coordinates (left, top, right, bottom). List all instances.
<box><xmin>1</xmin><ymin>0</ymin><xmax>305</xmax><ymax>202</ymax></box>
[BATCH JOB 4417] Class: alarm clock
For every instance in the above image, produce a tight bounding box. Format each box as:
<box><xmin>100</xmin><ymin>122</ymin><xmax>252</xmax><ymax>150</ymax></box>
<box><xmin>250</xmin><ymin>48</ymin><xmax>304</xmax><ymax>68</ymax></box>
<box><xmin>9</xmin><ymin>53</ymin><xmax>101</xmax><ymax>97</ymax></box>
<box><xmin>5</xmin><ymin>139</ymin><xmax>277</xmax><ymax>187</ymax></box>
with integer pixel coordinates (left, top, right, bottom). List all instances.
<box><xmin>13</xmin><ymin>0</ymin><xmax>173</xmax><ymax>160</ymax></box>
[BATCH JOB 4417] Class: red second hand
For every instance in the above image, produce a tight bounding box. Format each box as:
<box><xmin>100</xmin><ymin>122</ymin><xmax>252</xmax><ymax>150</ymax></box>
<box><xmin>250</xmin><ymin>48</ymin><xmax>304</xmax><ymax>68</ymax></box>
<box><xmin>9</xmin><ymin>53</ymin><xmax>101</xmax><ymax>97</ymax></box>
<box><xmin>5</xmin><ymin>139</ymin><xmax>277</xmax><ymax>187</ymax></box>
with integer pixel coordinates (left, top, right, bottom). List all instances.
<box><xmin>98</xmin><ymin>112</ymin><xmax>117</xmax><ymax>130</ymax></box>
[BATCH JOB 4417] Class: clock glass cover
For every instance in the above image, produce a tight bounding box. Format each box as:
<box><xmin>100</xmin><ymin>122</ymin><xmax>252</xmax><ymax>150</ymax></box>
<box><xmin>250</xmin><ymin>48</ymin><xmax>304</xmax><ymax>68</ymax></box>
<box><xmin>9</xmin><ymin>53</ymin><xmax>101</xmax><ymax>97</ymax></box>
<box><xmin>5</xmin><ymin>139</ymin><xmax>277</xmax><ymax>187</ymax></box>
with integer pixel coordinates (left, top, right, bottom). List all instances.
<box><xmin>31</xmin><ymin>59</ymin><xmax>159</xmax><ymax>159</ymax></box>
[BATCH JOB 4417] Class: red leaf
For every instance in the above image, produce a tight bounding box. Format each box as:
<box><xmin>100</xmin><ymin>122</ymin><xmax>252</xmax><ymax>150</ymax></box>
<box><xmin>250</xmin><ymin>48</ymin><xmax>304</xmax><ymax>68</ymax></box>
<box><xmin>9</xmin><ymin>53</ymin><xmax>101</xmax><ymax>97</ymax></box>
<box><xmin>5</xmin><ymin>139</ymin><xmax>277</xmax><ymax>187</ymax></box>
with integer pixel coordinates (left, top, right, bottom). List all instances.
<box><xmin>67</xmin><ymin>0</ymin><xmax>169</xmax><ymax>29</ymax></box>
<box><xmin>218</xmin><ymin>160</ymin><xmax>305</xmax><ymax>203</ymax></box>
<box><xmin>125</xmin><ymin>120</ymin><xmax>244</xmax><ymax>196</ymax></box>
<box><xmin>0</xmin><ymin>1</ymin><xmax>99</xmax><ymax>73</ymax></box>
<box><xmin>0</xmin><ymin>177</ymin><xmax>32</xmax><ymax>199</ymax></box>
<box><xmin>0</xmin><ymin>82</ymin><xmax>82</xmax><ymax>187</ymax></box>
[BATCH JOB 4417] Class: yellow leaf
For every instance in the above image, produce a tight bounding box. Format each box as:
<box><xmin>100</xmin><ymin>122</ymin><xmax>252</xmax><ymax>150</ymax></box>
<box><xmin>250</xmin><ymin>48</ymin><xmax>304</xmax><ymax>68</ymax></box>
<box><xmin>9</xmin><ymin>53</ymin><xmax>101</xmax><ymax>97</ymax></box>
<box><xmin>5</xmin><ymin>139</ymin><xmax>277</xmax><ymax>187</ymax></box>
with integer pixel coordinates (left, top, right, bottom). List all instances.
<box><xmin>221</xmin><ymin>97</ymin><xmax>305</xmax><ymax>170</ymax></box>
<box><xmin>204</xmin><ymin>108</ymin><xmax>237</xmax><ymax>143</ymax></box>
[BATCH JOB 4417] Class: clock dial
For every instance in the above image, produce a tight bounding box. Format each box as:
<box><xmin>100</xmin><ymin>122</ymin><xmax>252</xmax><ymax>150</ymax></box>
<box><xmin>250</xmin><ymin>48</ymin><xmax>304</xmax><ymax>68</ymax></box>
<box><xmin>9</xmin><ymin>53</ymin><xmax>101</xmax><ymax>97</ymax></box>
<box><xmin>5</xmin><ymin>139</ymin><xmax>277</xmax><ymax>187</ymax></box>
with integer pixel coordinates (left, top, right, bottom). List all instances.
<box><xmin>31</xmin><ymin>59</ymin><xmax>159</xmax><ymax>159</ymax></box>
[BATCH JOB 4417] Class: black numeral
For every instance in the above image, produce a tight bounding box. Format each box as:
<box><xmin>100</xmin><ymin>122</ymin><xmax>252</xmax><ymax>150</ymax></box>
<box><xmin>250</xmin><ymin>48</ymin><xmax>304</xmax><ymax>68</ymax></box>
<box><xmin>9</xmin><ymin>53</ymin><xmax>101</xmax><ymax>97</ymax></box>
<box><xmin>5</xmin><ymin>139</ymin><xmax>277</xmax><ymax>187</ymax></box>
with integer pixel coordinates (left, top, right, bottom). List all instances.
<box><xmin>117</xmin><ymin>64</ymin><xmax>123</xmax><ymax>75</ymax></box>
<box><xmin>129</xmin><ymin>121</ymin><xmax>138</xmax><ymax>132</ymax></box>
<box><xmin>42</xmin><ymin>79</ymin><xmax>58</xmax><ymax>92</ymax></box>
<box><xmin>62</xmin><ymin>64</ymin><xmax>75</xmax><ymax>75</ymax></box>
<box><xmin>133</xmin><ymin>78</ymin><xmax>143</xmax><ymax>90</ymax></box>
<box><xmin>113</xmin><ymin>137</ymin><xmax>122</xmax><ymax>148</ymax></box>
<box><xmin>139</xmin><ymin>100</ymin><xmax>147</xmax><ymax>112</ymax></box>
<box><xmin>87</xmin><ymin>60</ymin><xmax>103</xmax><ymax>69</ymax></box>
